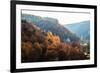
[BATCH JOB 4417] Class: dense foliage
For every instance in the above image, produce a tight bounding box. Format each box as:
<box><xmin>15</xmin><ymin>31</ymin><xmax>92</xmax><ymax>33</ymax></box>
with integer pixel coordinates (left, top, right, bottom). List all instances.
<box><xmin>21</xmin><ymin>20</ymin><xmax>87</xmax><ymax>62</ymax></box>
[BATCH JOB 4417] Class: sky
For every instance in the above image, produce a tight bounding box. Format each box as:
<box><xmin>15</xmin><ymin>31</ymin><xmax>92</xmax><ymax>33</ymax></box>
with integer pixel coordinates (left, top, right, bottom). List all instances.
<box><xmin>22</xmin><ymin>10</ymin><xmax>90</xmax><ymax>25</ymax></box>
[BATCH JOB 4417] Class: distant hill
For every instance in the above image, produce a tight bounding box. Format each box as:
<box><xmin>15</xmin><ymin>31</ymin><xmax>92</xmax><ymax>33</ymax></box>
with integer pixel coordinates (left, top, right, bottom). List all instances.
<box><xmin>64</xmin><ymin>21</ymin><xmax>90</xmax><ymax>41</ymax></box>
<box><xmin>21</xmin><ymin>14</ymin><xmax>80</xmax><ymax>42</ymax></box>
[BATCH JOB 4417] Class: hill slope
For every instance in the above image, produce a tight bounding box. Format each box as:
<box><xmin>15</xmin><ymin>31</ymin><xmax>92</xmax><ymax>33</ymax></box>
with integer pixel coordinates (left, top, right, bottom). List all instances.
<box><xmin>21</xmin><ymin>20</ymin><xmax>87</xmax><ymax>62</ymax></box>
<box><xmin>21</xmin><ymin>14</ymin><xmax>80</xmax><ymax>42</ymax></box>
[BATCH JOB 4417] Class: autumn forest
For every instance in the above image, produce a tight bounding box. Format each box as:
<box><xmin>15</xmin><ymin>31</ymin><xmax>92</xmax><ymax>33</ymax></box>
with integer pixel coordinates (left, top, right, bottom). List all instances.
<box><xmin>21</xmin><ymin>14</ymin><xmax>90</xmax><ymax>63</ymax></box>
